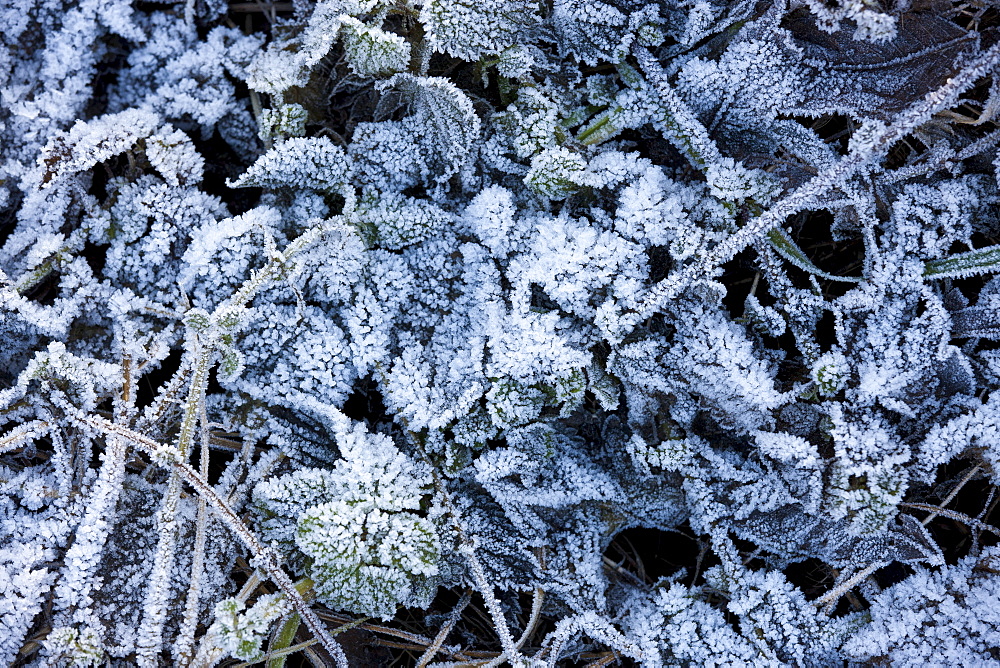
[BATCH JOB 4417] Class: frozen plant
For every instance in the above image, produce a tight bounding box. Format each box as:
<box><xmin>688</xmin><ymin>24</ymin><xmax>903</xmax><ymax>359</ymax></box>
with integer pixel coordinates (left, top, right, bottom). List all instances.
<box><xmin>3</xmin><ymin>0</ymin><xmax>1000</xmax><ymax>665</ymax></box>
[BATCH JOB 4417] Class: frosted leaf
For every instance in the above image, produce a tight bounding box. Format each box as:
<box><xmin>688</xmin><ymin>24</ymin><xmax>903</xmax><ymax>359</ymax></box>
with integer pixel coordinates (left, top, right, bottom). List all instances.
<box><xmin>576</xmin><ymin>84</ymin><xmax>660</xmax><ymax>146</ymax></box>
<box><xmin>825</xmin><ymin>407</ymin><xmax>909</xmax><ymax>534</ymax></box>
<box><xmin>349</xmin><ymin>119</ymin><xmax>428</xmax><ymax>191</ymax></box>
<box><xmin>255</xmin><ymin>425</ymin><xmax>439</xmax><ymax>619</ymax></box>
<box><xmin>109</xmin><ymin>21</ymin><xmax>261</xmax><ymax>141</ymax></box>
<box><xmin>341</xmin><ymin>17</ymin><xmax>411</xmax><ymax>77</ymax></box>
<box><xmin>620</xmin><ymin>583</ymin><xmax>760</xmax><ymax>664</ymax></box>
<box><xmin>926</xmin><ymin>244</ymin><xmax>1000</xmax><ymax>281</ymax></box>
<box><xmin>705</xmin><ymin>156</ymin><xmax>781</xmax><ymax>205</ymax></box>
<box><xmin>676</xmin><ymin>38</ymin><xmax>804</xmax><ymax>126</ymax></box>
<box><xmin>180</xmin><ymin>206</ymin><xmax>284</xmax><ymax>308</ymax></box>
<box><xmin>243</xmin><ymin>0</ymin><xmax>370</xmax><ymax>95</ymax></box>
<box><xmin>754</xmin><ymin>431</ymin><xmax>821</xmax><ymax>468</ymax></box>
<box><xmin>298</xmin><ymin>501</ymin><xmax>440</xmax><ymax>618</ymax></box>
<box><xmin>421</xmin><ymin>0</ymin><xmax>539</xmax><ymax>61</ymax></box>
<box><xmin>38</xmin><ymin>109</ymin><xmax>159</xmax><ymax>186</ymax></box>
<box><xmin>452</xmin><ymin>410</ymin><xmax>500</xmax><ymax>450</ymax></box>
<box><xmin>724</xmin><ymin>568</ymin><xmax>860</xmax><ymax>665</ymax></box>
<box><xmin>486</xmin><ymin>309</ymin><xmax>592</xmax><ymax>386</ymax></box>
<box><xmin>812</xmin><ymin>350</ymin><xmax>849</xmax><ymax>396</ymax></box>
<box><xmin>0</xmin><ymin>544</ymin><xmax>52</xmax><ymax>667</ymax></box>
<box><xmin>614</xmin><ymin>296</ymin><xmax>790</xmax><ymax>434</ymax></box>
<box><xmin>915</xmin><ymin>393</ymin><xmax>1000</xmax><ymax>482</ymax></box>
<box><xmin>345</xmin><ymin>249</ymin><xmax>414</xmax><ymax>376</ymax></box>
<box><xmin>493</xmin><ymin>87</ymin><xmax>561</xmax><ymax>159</ymax></box>
<box><xmin>144</xmin><ymin>125</ymin><xmax>205</xmax><ymax>187</ymax></box>
<box><xmin>786</xmin><ymin>8</ymin><xmax>978</xmax><ymax>120</ymax></box>
<box><xmin>351</xmin><ymin>191</ymin><xmax>452</xmax><ymax>249</ymax></box>
<box><xmin>495</xmin><ymin>44</ymin><xmax>536</xmax><ymax>78</ymax></box>
<box><xmin>331</xmin><ymin>424</ymin><xmax>434</xmax><ymax>510</ymax></box>
<box><xmin>587</xmin><ymin>364</ymin><xmax>620</xmax><ymax>411</ymax></box>
<box><xmin>3</xmin><ymin>342</ymin><xmax>122</xmax><ymax>416</ymax></box>
<box><xmin>383</xmin><ymin>332</ymin><xmax>489</xmax><ymax>432</ymax></box>
<box><xmin>464</xmin><ymin>185</ymin><xmax>519</xmax><ymax>257</ymax></box>
<box><xmin>254</xmin><ymin>468</ymin><xmax>341</xmax><ymax>551</ymax></box>
<box><xmin>43</xmin><ymin>626</ymin><xmax>105</xmax><ymax>667</ymax></box>
<box><xmin>612</xmin><ymin>159</ymin><xmax>704</xmax><ymax>250</ymax></box>
<box><xmin>228</xmin><ymin>136</ymin><xmax>353</xmax><ymax>193</ymax></box>
<box><xmin>206</xmin><ymin>594</ymin><xmax>289</xmax><ymax>662</ymax></box>
<box><xmin>524</xmin><ymin>147</ymin><xmax>587</xmax><ymax>199</ymax></box>
<box><xmin>552</xmin><ymin>0</ymin><xmax>661</xmax><ymax>65</ymax></box>
<box><xmin>225</xmin><ymin>304</ymin><xmax>357</xmax><ymax>407</ymax></box>
<box><xmin>244</xmin><ymin>43</ymin><xmax>317</xmax><ymax>97</ymax></box>
<box><xmin>520</xmin><ymin>216</ymin><xmax>647</xmax><ymax>318</ymax></box>
<box><xmin>468</xmin><ymin>425</ymin><xmax>677</xmax><ymax>606</ymax></box>
<box><xmin>103</xmin><ymin>176</ymin><xmax>227</xmax><ymax>299</ymax></box>
<box><xmin>380</xmin><ymin>74</ymin><xmax>481</xmax><ymax>184</ymax></box>
<box><xmin>843</xmin><ymin>547</ymin><xmax>1000</xmax><ymax>663</ymax></box>
<box><xmin>258</xmin><ymin>103</ymin><xmax>309</xmax><ymax>142</ymax></box>
<box><xmin>668</xmin><ymin>0</ymin><xmax>720</xmax><ymax>47</ymax></box>
<box><xmin>297</xmin><ymin>217</ymin><xmax>366</xmax><ymax>303</ymax></box>
<box><xmin>216</xmin><ymin>106</ymin><xmax>263</xmax><ymax>161</ymax></box>
<box><xmin>485</xmin><ymin>377</ymin><xmax>546</xmax><ymax>429</ymax></box>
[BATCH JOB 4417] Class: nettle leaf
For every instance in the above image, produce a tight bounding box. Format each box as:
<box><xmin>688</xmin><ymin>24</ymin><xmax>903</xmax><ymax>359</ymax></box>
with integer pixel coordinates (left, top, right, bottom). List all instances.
<box><xmin>145</xmin><ymin>125</ymin><xmax>205</xmax><ymax>187</ymax></box>
<box><xmin>204</xmin><ymin>594</ymin><xmax>289</xmax><ymax>663</ymax></box>
<box><xmin>524</xmin><ymin>146</ymin><xmax>587</xmax><ymax>199</ymax></box>
<box><xmin>244</xmin><ymin>0</ymin><xmax>352</xmax><ymax>95</ymax></box>
<box><xmin>39</xmin><ymin>109</ymin><xmax>159</xmax><ymax>186</ymax></box>
<box><xmin>341</xmin><ymin>16</ymin><xmax>411</xmax><ymax>77</ymax></box>
<box><xmin>784</xmin><ymin>7</ymin><xmax>978</xmax><ymax>120</ymax></box>
<box><xmin>228</xmin><ymin>136</ymin><xmax>354</xmax><ymax>193</ymax></box>
<box><xmin>949</xmin><ymin>278</ymin><xmax>1000</xmax><ymax>338</ymax></box>
<box><xmin>421</xmin><ymin>0</ymin><xmax>539</xmax><ymax>61</ymax></box>
<box><xmin>380</xmin><ymin>73</ymin><xmax>481</xmax><ymax>184</ymax></box>
<box><xmin>258</xmin><ymin>103</ymin><xmax>309</xmax><ymax>142</ymax></box>
<box><xmin>552</xmin><ymin>0</ymin><xmax>662</xmax><ymax>65</ymax></box>
<box><xmin>351</xmin><ymin>191</ymin><xmax>452</xmax><ymax>249</ymax></box>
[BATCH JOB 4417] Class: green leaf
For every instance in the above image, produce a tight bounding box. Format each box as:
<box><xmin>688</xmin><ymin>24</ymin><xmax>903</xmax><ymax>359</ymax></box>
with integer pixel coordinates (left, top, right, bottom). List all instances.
<box><xmin>576</xmin><ymin>106</ymin><xmax>624</xmax><ymax>145</ymax></box>
<box><xmin>265</xmin><ymin>613</ymin><xmax>301</xmax><ymax>668</ymax></box>
<box><xmin>767</xmin><ymin>228</ymin><xmax>862</xmax><ymax>283</ymax></box>
<box><xmin>924</xmin><ymin>244</ymin><xmax>1000</xmax><ymax>279</ymax></box>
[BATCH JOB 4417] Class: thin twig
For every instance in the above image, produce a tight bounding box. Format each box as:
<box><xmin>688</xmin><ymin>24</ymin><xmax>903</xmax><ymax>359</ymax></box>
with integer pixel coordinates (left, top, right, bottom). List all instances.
<box><xmin>316</xmin><ymin>611</ymin><xmax>435</xmax><ymax>647</ymax></box>
<box><xmin>460</xmin><ymin>543</ymin><xmax>522</xmax><ymax>664</ymax></box>
<box><xmin>623</xmin><ymin>40</ymin><xmax>1000</xmax><ymax>336</ymax></box>
<box><xmin>902</xmin><ymin>502</ymin><xmax>1000</xmax><ymax>536</ymax></box>
<box><xmin>416</xmin><ymin>590</ymin><xmax>472</xmax><ymax>668</ymax></box>
<box><xmin>973</xmin><ymin>486</ymin><xmax>999</xmax><ymax>554</ymax></box>
<box><xmin>174</xmin><ymin>376</ymin><xmax>214</xmax><ymax>665</ymax></box>
<box><xmin>477</xmin><ymin>586</ymin><xmax>545</xmax><ymax>668</ymax></box>
<box><xmin>922</xmin><ymin>464</ymin><xmax>982</xmax><ymax>526</ymax></box>
<box><xmin>0</xmin><ymin>420</ymin><xmax>49</xmax><ymax>456</ymax></box>
<box><xmin>76</xmin><ymin>414</ymin><xmax>349</xmax><ymax>668</ymax></box>
<box><xmin>582</xmin><ymin>653</ymin><xmax>620</xmax><ymax>668</ymax></box>
<box><xmin>815</xmin><ymin>561</ymin><xmax>885</xmax><ymax>614</ymax></box>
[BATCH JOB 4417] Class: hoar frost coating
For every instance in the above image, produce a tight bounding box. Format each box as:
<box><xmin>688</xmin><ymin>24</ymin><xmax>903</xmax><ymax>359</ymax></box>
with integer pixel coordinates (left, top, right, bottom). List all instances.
<box><xmin>2</xmin><ymin>0</ymin><xmax>1000</xmax><ymax>665</ymax></box>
